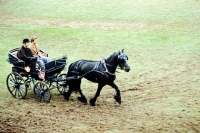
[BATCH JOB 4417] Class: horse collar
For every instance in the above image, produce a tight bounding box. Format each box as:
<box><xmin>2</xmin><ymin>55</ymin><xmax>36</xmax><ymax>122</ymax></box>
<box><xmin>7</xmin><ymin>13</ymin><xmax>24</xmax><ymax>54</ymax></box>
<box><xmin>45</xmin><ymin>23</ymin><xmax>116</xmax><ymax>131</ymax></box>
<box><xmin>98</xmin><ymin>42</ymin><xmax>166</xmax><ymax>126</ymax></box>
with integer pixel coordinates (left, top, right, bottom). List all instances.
<box><xmin>101</xmin><ymin>59</ymin><xmax>116</xmax><ymax>76</ymax></box>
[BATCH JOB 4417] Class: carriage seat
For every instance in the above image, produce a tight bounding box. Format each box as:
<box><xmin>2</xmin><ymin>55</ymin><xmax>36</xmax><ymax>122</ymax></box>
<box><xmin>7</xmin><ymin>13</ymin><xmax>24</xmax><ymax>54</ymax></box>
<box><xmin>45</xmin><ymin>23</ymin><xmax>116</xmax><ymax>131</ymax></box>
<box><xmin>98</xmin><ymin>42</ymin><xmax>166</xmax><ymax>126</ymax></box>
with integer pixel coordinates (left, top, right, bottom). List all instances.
<box><xmin>8</xmin><ymin>48</ymin><xmax>49</xmax><ymax>73</ymax></box>
<box><xmin>8</xmin><ymin>48</ymin><xmax>25</xmax><ymax>66</ymax></box>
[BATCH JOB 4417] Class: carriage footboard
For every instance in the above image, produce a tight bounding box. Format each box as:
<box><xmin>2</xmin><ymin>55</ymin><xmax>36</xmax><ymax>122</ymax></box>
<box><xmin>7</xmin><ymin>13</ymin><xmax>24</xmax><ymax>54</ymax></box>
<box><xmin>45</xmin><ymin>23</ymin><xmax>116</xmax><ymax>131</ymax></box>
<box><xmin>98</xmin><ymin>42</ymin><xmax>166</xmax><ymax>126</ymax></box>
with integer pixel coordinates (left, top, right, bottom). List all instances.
<box><xmin>45</xmin><ymin>56</ymin><xmax>67</xmax><ymax>76</ymax></box>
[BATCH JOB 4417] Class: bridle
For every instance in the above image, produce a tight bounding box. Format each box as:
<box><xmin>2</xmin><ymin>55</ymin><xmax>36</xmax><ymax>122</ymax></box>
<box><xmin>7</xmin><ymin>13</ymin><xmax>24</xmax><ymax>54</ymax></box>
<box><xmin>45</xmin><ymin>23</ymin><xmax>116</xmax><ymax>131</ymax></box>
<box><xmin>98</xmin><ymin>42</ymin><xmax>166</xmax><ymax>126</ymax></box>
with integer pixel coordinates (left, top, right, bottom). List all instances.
<box><xmin>102</xmin><ymin>52</ymin><xmax>128</xmax><ymax>75</ymax></box>
<box><xmin>117</xmin><ymin>52</ymin><xmax>128</xmax><ymax>70</ymax></box>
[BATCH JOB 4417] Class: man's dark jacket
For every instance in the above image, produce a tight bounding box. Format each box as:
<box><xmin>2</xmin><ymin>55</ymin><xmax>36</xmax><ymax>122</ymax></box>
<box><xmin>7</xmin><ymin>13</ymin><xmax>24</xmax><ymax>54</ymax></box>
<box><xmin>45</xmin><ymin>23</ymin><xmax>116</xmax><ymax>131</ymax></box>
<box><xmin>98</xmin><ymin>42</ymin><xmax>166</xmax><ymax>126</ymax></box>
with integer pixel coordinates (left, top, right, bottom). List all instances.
<box><xmin>17</xmin><ymin>46</ymin><xmax>36</xmax><ymax>67</ymax></box>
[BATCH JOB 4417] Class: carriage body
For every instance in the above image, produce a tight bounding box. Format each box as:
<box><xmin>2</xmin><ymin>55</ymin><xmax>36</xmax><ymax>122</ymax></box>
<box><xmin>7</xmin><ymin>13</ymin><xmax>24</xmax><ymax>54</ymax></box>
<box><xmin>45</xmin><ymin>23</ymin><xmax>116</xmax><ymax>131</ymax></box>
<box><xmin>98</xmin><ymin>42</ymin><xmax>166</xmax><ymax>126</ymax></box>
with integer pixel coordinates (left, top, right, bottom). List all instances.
<box><xmin>6</xmin><ymin>48</ymin><xmax>68</xmax><ymax>102</ymax></box>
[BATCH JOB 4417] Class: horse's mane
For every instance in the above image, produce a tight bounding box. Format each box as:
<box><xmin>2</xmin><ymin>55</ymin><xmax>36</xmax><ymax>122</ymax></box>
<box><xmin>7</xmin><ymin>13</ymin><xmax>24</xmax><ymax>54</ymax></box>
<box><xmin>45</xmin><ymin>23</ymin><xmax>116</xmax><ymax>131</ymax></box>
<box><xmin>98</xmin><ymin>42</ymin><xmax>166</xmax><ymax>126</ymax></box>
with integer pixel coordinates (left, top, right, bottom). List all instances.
<box><xmin>78</xmin><ymin>52</ymin><xmax>119</xmax><ymax>63</ymax></box>
<box><xmin>79</xmin><ymin>59</ymin><xmax>98</xmax><ymax>63</ymax></box>
<box><xmin>105</xmin><ymin>52</ymin><xmax>118</xmax><ymax>62</ymax></box>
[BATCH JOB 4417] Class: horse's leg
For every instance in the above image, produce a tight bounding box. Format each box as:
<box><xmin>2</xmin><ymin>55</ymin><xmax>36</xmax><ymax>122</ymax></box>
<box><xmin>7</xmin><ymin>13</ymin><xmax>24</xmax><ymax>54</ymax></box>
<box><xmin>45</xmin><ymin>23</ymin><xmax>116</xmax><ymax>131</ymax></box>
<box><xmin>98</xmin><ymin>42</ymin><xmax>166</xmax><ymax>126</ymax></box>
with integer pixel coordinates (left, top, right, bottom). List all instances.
<box><xmin>77</xmin><ymin>89</ymin><xmax>87</xmax><ymax>103</ymax></box>
<box><xmin>90</xmin><ymin>83</ymin><xmax>105</xmax><ymax>106</ymax></box>
<box><xmin>76</xmin><ymin>79</ymin><xmax>87</xmax><ymax>103</ymax></box>
<box><xmin>63</xmin><ymin>83</ymin><xmax>73</xmax><ymax>101</ymax></box>
<box><xmin>63</xmin><ymin>78</ymin><xmax>78</xmax><ymax>101</ymax></box>
<box><xmin>108</xmin><ymin>82</ymin><xmax>121</xmax><ymax>104</ymax></box>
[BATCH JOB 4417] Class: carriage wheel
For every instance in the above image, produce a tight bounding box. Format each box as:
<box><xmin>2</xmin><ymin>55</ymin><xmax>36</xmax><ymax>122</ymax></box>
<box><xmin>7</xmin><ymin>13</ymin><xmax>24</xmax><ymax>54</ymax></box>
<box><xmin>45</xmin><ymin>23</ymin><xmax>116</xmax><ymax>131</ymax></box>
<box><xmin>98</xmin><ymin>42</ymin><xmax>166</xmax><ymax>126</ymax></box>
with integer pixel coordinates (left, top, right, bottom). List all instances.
<box><xmin>33</xmin><ymin>81</ymin><xmax>51</xmax><ymax>103</ymax></box>
<box><xmin>57</xmin><ymin>73</ymin><xmax>69</xmax><ymax>94</ymax></box>
<box><xmin>6</xmin><ymin>72</ymin><xmax>27</xmax><ymax>99</ymax></box>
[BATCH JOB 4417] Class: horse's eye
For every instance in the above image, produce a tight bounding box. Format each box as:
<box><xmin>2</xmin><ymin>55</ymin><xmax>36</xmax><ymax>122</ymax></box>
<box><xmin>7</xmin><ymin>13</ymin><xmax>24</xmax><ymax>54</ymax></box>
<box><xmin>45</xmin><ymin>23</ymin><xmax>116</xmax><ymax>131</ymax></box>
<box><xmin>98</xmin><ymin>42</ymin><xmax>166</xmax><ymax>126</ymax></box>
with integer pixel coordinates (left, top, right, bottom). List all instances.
<box><xmin>118</xmin><ymin>58</ymin><xmax>125</xmax><ymax>63</ymax></box>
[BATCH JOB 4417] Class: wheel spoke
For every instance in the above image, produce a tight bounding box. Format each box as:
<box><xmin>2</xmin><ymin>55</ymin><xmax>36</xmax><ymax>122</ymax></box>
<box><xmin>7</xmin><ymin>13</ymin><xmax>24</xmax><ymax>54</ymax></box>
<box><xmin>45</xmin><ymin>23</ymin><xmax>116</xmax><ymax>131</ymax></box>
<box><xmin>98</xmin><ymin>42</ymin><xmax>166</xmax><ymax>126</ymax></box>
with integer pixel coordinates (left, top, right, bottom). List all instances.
<box><xmin>35</xmin><ymin>86</ymin><xmax>42</xmax><ymax>102</ymax></box>
<box><xmin>10</xmin><ymin>74</ymin><xmax>16</xmax><ymax>82</ymax></box>
<box><xmin>18</xmin><ymin>79</ymin><xmax>23</xmax><ymax>84</ymax></box>
<box><xmin>34</xmin><ymin>81</ymin><xmax>51</xmax><ymax>103</ymax></box>
<box><xmin>18</xmin><ymin>86</ymin><xmax>25</xmax><ymax>97</ymax></box>
<box><xmin>8</xmin><ymin>82</ymin><xmax>15</xmax><ymax>90</ymax></box>
<box><xmin>17</xmin><ymin>89</ymin><xmax>22</xmax><ymax>98</ymax></box>
<box><xmin>8</xmin><ymin>83</ymin><xmax>16</xmax><ymax>91</ymax></box>
<box><xmin>44</xmin><ymin>92</ymin><xmax>49</xmax><ymax>101</ymax></box>
<box><xmin>14</xmin><ymin>87</ymin><xmax>18</xmax><ymax>97</ymax></box>
<box><xmin>39</xmin><ymin>94</ymin><xmax>43</xmax><ymax>102</ymax></box>
<box><xmin>57</xmin><ymin>74</ymin><xmax>68</xmax><ymax>94</ymax></box>
<box><xmin>6</xmin><ymin>72</ymin><xmax>27</xmax><ymax>99</ymax></box>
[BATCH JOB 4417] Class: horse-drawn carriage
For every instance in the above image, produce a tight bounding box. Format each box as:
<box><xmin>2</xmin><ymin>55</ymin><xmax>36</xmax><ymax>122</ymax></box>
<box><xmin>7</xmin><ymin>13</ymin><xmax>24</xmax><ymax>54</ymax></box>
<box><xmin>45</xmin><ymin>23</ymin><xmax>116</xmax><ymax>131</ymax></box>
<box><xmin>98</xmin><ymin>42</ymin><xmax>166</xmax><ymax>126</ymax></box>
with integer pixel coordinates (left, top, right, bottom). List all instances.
<box><xmin>6</xmin><ymin>48</ymin><xmax>70</xmax><ymax>102</ymax></box>
<box><xmin>7</xmin><ymin>48</ymin><xmax>130</xmax><ymax>105</ymax></box>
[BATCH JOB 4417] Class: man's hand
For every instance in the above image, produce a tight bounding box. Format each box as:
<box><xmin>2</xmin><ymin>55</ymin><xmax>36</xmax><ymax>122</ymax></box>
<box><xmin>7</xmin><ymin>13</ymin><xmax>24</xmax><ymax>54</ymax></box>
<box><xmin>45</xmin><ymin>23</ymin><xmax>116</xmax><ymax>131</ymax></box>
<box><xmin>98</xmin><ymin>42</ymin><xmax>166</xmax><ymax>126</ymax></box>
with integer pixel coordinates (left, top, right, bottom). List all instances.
<box><xmin>25</xmin><ymin>66</ymin><xmax>30</xmax><ymax>72</ymax></box>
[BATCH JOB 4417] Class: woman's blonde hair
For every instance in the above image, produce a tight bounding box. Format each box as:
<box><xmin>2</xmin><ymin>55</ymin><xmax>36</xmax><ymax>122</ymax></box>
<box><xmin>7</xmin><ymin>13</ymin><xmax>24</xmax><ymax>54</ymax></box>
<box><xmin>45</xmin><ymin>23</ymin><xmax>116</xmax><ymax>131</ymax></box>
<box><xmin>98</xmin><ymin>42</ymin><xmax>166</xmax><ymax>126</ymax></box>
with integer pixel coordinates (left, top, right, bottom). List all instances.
<box><xmin>30</xmin><ymin>36</ymin><xmax>37</xmax><ymax>43</ymax></box>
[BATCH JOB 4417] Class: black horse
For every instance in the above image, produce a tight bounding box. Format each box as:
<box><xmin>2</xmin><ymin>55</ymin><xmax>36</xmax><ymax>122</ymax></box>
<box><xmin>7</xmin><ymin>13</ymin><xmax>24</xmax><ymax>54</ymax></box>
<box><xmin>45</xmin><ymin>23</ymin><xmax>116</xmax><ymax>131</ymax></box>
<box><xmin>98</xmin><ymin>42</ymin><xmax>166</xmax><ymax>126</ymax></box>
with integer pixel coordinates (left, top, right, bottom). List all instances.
<box><xmin>63</xmin><ymin>49</ymin><xmax>130</xmax><ymax>106</ymax></box>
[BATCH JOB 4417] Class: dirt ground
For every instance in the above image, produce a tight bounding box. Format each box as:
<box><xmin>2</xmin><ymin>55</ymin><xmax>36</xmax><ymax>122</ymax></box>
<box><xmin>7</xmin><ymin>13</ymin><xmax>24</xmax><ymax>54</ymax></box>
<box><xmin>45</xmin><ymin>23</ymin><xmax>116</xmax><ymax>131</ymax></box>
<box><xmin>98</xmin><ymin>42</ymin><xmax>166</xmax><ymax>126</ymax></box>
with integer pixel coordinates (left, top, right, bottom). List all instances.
<box><xmin>0</xmin><ymin>51</ymin><xmax>200</xmax><ymax>133</ymax></box>
<box><xmin>0</xmin><ymin>1</ymin><xmax>199</xmax><ymax>132</ymax></box>
<box><xmin>0</xmin><ymin>10</ymin><xmax>200</xmax><ymax>133</ymax></box>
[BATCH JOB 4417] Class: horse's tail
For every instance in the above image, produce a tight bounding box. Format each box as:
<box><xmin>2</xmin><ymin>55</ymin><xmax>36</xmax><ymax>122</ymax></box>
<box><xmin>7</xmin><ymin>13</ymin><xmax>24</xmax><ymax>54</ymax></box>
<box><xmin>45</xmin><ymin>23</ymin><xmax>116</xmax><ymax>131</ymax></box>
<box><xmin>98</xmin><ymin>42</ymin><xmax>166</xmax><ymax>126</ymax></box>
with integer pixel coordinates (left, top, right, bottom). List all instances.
<box><xmin>66</xmin><ymin>60</ymin><xmax>84</xmax><ymax>92</ymax></box>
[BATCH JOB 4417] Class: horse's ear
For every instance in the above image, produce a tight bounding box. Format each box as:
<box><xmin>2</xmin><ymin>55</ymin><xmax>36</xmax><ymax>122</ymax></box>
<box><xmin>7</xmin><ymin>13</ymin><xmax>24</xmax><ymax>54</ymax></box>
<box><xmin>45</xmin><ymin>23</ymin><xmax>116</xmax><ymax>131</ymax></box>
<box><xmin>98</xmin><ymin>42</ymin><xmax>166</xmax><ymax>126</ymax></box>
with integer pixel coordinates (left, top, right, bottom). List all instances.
<box><xmin>122</xmin><ymin>49</ymin><xmax>124</xmax><ymax>53</ymax></box>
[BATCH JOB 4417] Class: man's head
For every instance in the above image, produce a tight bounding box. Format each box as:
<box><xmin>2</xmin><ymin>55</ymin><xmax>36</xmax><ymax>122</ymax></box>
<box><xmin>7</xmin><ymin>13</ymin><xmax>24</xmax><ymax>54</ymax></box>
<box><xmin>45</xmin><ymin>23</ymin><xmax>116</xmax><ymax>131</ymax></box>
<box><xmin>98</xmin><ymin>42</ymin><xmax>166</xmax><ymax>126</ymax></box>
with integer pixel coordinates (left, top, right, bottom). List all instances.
<box><xmin>22</xmin><ymin>38</ymin><xmax>30</xmax><ymax>48</ymax></box>
<box><xmin>31</xmin><ymin>36</ymin><xmax>37</xmax><ymax>44</ymax></box>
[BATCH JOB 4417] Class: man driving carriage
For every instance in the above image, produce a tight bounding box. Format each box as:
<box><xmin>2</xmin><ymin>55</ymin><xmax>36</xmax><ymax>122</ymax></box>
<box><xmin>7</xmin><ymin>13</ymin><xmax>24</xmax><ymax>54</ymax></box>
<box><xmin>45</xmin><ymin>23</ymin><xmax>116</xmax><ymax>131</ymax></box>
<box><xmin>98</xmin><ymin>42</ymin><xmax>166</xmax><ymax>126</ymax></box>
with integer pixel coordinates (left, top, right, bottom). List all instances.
<box><xmin>17</xmin><ymin>38</ymin><xmax>45</xmax><ymax>72</ymax></box>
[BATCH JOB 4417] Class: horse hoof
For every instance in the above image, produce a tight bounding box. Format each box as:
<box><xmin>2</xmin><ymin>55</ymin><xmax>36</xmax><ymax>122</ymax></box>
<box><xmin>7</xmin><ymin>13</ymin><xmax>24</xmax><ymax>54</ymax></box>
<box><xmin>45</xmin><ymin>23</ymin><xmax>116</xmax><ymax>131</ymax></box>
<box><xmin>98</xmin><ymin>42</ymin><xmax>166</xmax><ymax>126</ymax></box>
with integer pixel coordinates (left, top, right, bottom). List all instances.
<box><xmin>114</xmin><ymin>95</ymin><xmax>121</xmax><ymax>104</ymax></box>
<box><xmin>89</xmin><ymin>99</ymin><xmax>96</xmax><ymax>106</ymax></box>
<box><xmin>78</xmin><ymin>96</ymin><xmax>87</xmax><ymax>103</ymax></box>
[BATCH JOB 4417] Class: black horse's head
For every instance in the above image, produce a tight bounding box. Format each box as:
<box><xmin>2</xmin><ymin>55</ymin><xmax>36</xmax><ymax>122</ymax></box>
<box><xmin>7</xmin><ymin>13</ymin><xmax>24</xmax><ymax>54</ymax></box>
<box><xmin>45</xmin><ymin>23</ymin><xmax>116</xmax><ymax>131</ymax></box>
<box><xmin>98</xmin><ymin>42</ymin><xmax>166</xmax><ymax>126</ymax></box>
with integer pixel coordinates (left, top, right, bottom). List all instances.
<box><xmin>117</xmin><ymin>49</ymin><xmax>130</xmax><ymax>72</ymax></box>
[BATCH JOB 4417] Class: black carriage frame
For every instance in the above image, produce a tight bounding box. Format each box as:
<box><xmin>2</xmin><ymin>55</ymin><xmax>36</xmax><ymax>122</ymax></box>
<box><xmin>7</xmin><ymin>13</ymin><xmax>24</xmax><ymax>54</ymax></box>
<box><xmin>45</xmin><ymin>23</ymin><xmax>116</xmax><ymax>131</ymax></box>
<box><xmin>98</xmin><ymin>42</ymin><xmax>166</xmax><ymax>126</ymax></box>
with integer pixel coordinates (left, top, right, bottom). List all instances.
<box><xmin>6</xmin><ymin>48</ymin><xmax>68</xmax><ymax>102</ymax></box>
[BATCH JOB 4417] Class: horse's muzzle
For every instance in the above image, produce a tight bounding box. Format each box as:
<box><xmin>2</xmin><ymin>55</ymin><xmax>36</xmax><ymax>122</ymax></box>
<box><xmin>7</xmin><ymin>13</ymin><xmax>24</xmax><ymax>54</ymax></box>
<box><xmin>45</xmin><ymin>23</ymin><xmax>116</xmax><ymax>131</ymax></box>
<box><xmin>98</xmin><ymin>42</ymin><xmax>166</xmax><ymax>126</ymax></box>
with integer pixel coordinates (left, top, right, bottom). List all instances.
<box><xmin>125</xmin><ymin>68</ymin><xmax>130</xmax><ymax>72</ymax></box>
<box><xmin>124</xmin><ymin>64</ymin><xmax>130</xmax><ymax>72</ymax></box>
